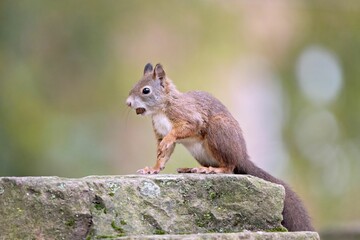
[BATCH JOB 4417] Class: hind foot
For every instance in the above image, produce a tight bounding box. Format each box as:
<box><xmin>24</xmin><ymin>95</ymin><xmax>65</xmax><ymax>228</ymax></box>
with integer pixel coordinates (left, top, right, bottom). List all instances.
<box><xmin>177</xmin><ymin>167</ymin><xmax>233</xmax><ymax>174</ymax></box>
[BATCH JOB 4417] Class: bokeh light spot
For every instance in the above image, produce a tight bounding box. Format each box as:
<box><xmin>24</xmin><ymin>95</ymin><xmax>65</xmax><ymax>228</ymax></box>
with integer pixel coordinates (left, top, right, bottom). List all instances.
<box><xmin>296</xmin><ymin>45</ymin><xmax>343</xmax><ymax>104</ymax></box>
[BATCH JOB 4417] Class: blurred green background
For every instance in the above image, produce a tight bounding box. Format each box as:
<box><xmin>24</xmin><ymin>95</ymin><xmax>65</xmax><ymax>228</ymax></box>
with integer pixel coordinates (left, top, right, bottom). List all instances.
<box><xmin>0</xmin><ymin>0</ymin><xmax>359</xmax><ymax>231</ymax></box>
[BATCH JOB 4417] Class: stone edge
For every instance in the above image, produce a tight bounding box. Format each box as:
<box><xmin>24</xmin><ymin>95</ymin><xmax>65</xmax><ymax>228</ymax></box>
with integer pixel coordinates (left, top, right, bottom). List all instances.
<box><xmin>114</xmin><ymin>231</ymin><xmax>320</xmax><ymax>240</ymax></box>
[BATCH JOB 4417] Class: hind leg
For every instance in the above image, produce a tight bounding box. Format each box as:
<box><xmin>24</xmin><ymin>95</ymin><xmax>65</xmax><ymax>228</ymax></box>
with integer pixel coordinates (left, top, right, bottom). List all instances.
<box><xmin>178</xmin><ymin>115</ymin><xmax>245</xmax><ymax>174</ymax></box>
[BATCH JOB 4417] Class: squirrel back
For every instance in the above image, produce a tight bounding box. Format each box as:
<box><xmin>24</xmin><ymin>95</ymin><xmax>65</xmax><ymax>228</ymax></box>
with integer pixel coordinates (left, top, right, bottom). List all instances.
<box><xmin>126</xmin><ymin>63</ymin><xmax>314</xmax><ymax>232</ymax></box>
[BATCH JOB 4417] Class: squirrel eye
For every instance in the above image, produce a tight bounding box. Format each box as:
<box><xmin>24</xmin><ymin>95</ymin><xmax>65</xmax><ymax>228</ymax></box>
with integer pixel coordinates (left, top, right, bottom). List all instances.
<box><xmin>142</xmin><ymin>87</ymin><xmax>151</xmax><ymax>95</ymax></box>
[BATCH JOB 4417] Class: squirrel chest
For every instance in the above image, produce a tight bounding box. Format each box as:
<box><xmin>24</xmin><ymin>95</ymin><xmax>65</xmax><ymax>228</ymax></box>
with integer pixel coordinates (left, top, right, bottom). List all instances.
<box><xmin>152</xmin><ymin>113</ymin><xmax>172</xmax><ymax>137</ymax></box>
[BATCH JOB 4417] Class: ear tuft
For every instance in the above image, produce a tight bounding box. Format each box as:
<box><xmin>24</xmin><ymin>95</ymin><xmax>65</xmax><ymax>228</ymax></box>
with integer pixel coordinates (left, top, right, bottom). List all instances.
<box><xmin>153</xmin><ymin>63</ymin><xmax>166</xmax><ymax>80</ymax></box>
<box><xmin>143</xmin><ymin>63</ymin><xmax>153</xmax><ymax>75</ymax></box>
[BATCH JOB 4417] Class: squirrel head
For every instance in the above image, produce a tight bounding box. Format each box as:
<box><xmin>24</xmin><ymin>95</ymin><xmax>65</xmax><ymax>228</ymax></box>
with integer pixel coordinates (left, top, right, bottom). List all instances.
<box><xmin>126</xmin><ymin>63</ymin><xmax>172</xmax><ymax>116</ymax></box>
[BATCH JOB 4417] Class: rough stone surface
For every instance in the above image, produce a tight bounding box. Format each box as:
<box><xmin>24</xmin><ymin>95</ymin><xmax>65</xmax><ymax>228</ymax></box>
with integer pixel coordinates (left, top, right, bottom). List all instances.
<box><xmin>0</xmin><ymin>174</ymin><xmax>314</xmax><ymax>239</ymax></box>
<box><xmin>116</xmin><ymin>232</ymin><xmax>320</xmax><ymax>240</ymax></box>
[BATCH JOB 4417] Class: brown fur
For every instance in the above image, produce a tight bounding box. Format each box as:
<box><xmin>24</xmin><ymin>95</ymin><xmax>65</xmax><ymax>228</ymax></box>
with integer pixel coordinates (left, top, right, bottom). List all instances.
<box><xmin>126</xmin><ymin>63</ymin><xmax>314</xmax><ymax>231</ymax></box>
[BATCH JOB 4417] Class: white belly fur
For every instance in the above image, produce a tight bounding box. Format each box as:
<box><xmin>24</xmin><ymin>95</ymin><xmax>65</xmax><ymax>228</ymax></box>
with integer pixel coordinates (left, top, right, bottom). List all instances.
<box><xmin>152</xmin><ymin>113</ymin><xmax>172</xmax><ymax>137</ymax></box>
<box><xmin>178</xmin><ymin>138</ymin><xmax>219</xmax><ymax>167</ymax></box>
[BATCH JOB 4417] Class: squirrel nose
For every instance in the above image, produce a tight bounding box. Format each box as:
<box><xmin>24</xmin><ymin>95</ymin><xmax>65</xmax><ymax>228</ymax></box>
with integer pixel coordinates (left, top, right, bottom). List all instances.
<box><xmin>126</xmin><ymin>98</ymin><xmax>132</xmax><ymax>107</ymax></box>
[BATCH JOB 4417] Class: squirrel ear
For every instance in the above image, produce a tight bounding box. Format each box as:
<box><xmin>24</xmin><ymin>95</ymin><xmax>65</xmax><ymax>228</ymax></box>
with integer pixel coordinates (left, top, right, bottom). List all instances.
<box><xmin>143</xmin><ymin>63</ymin><xmax>153</xmax><ymax>75</ymax></box>
<box><xmin>153</xmin><ymin>63</ymin><xmax>166</xmax><ymax>80</ymax></box>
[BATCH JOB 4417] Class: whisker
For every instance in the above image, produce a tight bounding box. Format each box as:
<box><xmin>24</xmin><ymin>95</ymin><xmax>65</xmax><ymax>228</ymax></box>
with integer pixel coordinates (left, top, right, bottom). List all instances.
<box><xmin>124</xmin><ymin>108</ymin><xmax>132</xmax><ymax>128</ymax></box>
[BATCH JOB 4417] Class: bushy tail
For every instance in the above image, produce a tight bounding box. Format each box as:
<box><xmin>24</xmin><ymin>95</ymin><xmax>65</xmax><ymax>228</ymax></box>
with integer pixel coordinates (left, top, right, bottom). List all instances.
<box><xmin>235</xmin><ymin>161</ymin><xmax>314</xmax><ymax>232</ymax></box>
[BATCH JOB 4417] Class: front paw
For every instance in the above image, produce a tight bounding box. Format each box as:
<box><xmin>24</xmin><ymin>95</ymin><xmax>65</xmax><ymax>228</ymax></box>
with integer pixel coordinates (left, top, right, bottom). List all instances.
<box><xmin>137</xmin><ymin>166</ymin><xmax>161</xmax><ymax>174</ymax></box>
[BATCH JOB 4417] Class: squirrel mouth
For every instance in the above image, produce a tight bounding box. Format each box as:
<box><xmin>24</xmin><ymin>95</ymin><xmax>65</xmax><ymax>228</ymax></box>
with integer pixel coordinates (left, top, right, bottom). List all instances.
<box><xmin>135</xmin><ymin>108</ymin><xmax>146</xmax><ymax>115</ymax></box>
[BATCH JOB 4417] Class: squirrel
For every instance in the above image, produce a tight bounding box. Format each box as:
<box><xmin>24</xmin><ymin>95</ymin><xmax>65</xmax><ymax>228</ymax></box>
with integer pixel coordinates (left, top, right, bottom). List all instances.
<box><xmin>126</xmin><ymin>63</ymin><xmax>314</xmax><ymax>232</ymax></box>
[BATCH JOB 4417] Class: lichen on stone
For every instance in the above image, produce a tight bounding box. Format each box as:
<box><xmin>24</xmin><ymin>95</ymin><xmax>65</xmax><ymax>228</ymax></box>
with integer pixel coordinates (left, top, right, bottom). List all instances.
<box><xmin>0</xmin><ymin>175</ymin><xmax>302</xmax><ymax>240</ymax></box>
